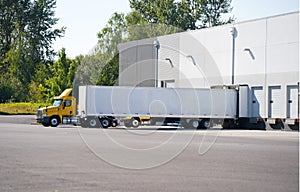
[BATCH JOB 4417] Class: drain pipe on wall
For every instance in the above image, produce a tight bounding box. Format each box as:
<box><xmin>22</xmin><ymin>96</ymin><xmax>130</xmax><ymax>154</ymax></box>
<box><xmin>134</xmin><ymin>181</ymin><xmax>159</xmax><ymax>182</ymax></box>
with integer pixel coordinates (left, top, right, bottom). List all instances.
<box><xmin>154</xmin><ymin>39</ymin><xmax>160</xmax><ymax>88</ymax></box>
<box><xmin>230</xmin><ymin>27</ymin><xmax>237</xmax><ymax>85</ymax></box>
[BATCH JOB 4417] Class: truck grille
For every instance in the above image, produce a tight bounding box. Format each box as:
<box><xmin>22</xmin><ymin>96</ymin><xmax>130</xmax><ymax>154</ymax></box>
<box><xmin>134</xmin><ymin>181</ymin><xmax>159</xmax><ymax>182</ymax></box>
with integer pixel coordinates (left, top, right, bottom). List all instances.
<box><xmin>36</xmin><ymin>109</ymin><xmax>42</xmax><ymax>118</ymax></box>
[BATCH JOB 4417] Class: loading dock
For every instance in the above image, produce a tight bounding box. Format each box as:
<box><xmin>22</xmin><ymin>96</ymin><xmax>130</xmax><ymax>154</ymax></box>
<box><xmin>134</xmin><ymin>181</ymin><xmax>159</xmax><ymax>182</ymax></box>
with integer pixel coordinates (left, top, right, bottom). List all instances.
<box><xmin>287</xmin><ymin>85</ymin><xmax>298</xmax><ymax>119</ymax></box>
<box><xmin>268</xmin><ymin>86</ymin><xmax>282</xmax><ymax>118</ymax></box>
<box><xmin>251</xmin><ymin>86</ymin><xmax>264</xmax><ymax>118</ymax></box>
<box><xmin>118</xmin><ymin>12</ymin><xmax>299</xmax><ymax>130</ymax></box>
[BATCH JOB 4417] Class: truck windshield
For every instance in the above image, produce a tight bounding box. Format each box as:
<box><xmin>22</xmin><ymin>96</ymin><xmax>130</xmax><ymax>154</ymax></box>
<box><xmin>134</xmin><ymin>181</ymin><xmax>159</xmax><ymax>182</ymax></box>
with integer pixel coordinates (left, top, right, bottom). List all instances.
<box><xmin>52</xmin><ymin>99</ymin><xmax>62</xmax><ymax>107</ymax></box>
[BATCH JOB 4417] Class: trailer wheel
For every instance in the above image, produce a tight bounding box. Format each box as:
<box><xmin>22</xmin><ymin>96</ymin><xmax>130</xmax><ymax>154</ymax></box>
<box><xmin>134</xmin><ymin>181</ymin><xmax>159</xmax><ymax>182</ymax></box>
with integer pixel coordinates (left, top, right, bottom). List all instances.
<box><xmin>100</xmin><ymin>118</ymin><xmax>111</xmax><ymax>129</ymax></box>
<box><xmin>189</xmin><ymin>120</ymin><xmax>200</xmax><ymax>129</ymax></box>
<box><xmin>50</xmin><ymin>116</ymin><xmax>59</xmax><ymax>127</ymax></box>
<box><xmin>201</xmin><ymin>119</ymin><xmax>211</xmax><ymax>129</ymax></box>
<box><xmin>131</xmin><ymin>118</ymin><xmax>140</xmax><ymax>128</ymax></box>
<box><xmin>88</xmin><ymin>118</ymin><xmax>100</xmax><ymax>128</ymax></box>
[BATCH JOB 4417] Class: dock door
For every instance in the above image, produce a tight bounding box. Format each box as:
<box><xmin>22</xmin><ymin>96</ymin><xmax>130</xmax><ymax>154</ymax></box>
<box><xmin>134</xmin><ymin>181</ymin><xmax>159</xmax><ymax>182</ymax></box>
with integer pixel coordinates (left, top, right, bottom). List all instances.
<box><xmin>287</xmin><ymin>85</ymin><xmax>298</xmax><ymax>119</ymax></box>
<box><xmin>268</xmin><ymin>86</ymin><xmax>282</xmax><ymax>118</ymax></box>
<box><xmin>251</xmin><ymin>87</ymin><xmax>264</xmax><ymax>117</ymax></box>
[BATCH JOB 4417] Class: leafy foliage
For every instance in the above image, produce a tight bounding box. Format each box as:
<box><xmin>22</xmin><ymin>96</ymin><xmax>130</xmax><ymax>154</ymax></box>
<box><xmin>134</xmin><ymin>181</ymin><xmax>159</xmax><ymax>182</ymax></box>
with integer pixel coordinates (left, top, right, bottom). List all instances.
<box><xmin>199</xmin><ymin>0</ymin><xmax>235</xmax><ymax>27</ymax></box>
<box><xmin>97</xmin><ymin>54</ymin><xmax>119</xmax><ymax>86</ymax></box>
<box><xmin>0</xmin><ymin>76</ymin><xmax>13</xmax><ymax>103</ymax></box>
<box><xmin>0</xmin><ymin>0</ymin><xmax>235</xmax><ymax>103</ymax></box>
<box><xmin>86</xmin><ymin>13</ymin><xmax>126</xmax><ymax>86</ymax></box>
<box><xmin>96</xmin><ymin>13</ymin><xmax>126</xmax><ymax>55</ymax></box>
<box><xmin>129</xmin><ymin>0</ymin><xmax>177</xmax><ymax>25</ymax></box>
<box><xmin>0</xmin><ymin>0</ymin><xmax>64</xmax><ymax>102</ymax></box>
<box><xmin>129</xmin><ymin>0</ymin><xmax>234</xmax><ymax>30</ymax></box>
<box><xmin>126</xmin><ymin>12</ymin><xmax>183</xmax><ymax>41</ymax></box>
<box><xmin>44</xmin><ymin>48</ymin><xmax>79</xmax><ymax>101</ymax></box>
<box><xmin>0</xmin><ymin>102</ymin><xmax>49</xmax><ymax>115</ymax></box>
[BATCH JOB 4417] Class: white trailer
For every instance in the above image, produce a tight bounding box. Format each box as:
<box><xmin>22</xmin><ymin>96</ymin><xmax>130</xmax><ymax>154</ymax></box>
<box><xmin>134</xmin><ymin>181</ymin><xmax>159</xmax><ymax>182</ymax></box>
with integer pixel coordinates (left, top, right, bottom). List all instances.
<box><xmin>78</xmin><ymin>85</ymin><xmax>252</xmax><ymax>129</ymax></box>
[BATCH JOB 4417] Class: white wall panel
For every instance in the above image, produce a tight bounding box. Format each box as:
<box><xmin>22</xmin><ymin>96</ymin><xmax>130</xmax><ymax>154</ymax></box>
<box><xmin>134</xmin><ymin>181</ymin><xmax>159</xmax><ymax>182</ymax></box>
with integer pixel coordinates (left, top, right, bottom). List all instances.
<box><xmin>267</xmin><ymin>13</ymin><xmax>299</xmax><ymax>45</ymax></box>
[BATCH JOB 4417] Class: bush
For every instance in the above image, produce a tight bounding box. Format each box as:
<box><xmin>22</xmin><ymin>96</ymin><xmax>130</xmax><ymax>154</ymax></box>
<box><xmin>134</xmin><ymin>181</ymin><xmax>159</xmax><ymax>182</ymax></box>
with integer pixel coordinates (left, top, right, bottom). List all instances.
<box><xmin>0</xmin><ymin>102</ymin><xmax>49</xmax><ymax>115</ymax></box>
<box><xmin>0</xmin><ymin>79</ymin><xmax>13</xmax><ymax>103</ymax></box>
<box><xmin>0</xmin><ymin>84</ymin><xmax>13</xmax><ymax>103</ymax></box>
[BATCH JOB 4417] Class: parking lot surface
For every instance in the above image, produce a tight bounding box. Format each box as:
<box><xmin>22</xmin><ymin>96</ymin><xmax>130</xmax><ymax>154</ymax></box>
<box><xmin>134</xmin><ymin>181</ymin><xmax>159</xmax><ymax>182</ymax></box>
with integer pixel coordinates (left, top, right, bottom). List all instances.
<box><xmin>0</xmin><ymin>116</ymin><xmax>298</xmax><ymax>192</ymax></box>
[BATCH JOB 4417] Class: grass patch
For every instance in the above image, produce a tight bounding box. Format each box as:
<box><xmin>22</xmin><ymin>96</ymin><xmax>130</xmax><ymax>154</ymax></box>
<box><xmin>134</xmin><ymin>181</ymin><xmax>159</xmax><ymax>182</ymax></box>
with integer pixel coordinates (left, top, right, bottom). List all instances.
<box><xmin>0</xmin><ymin>102</ymin><xmax>50</xmax><ymax>115</ymax></box>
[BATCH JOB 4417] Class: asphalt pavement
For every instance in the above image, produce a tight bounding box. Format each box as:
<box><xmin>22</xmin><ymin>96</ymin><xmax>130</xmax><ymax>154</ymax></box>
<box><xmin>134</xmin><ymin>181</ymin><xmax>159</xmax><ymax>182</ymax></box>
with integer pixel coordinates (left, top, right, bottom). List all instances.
<box><xmin>0</xmin><ymin>115</ymin><xmax>36</xmax><ymax>124</ymax></box>
<box><xmin>0</xmin><ymin>115</ymin><xmax>299</xmax><ymax>192</ymax></box>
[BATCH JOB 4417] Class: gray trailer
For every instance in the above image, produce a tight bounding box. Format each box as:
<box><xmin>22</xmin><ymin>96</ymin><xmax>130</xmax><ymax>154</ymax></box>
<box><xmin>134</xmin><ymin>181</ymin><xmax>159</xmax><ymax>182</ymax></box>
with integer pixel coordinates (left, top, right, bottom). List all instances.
<box><xmin>78</xmin><ymin>85</ymin><xmax>251</xmax><ymax>129</ymax></box>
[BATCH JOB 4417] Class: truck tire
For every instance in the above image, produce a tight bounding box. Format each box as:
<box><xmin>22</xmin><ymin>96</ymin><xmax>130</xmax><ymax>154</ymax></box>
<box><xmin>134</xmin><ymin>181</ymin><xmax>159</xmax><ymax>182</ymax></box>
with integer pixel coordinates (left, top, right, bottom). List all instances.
<box><xmin>100</xmin><ymin>118</ymin><xmax>111</xmax><ymax>129</ymax></box>
<box><xmin>88</xmin><ymin>118</ymin><xmax>100</xmax><ymax>128</ymax></box>
<box><xmin>131</xmin><ymin>118</ymin><xmax>140</xmax><ymax>128</ymax></box>
<box><xmin>50</xmin><ymin>116</ymin><xmax>60</xmax><ymax>127</ymax></box>
<box><xmin>189</xmin><ymin>120</ymin><xmax>200</xmax><ymax>129</ymax></box>
<box><xmin>42</xmin><ymin>123</ymin><xmax>50</xmax><ymax>127</ymax></box>
<box><xmin>201</xmin><ymin>119</ymin><xmax>211</xmax><ymax>129</ymax></box>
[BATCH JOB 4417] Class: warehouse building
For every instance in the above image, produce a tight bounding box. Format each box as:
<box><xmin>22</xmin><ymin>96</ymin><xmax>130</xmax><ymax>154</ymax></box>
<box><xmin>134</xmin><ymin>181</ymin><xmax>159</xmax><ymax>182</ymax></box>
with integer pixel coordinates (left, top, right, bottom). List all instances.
<box><xmin>118</xmin><ymin>12</ymin><xmax>299</xmax><ymax>130</ymax></box>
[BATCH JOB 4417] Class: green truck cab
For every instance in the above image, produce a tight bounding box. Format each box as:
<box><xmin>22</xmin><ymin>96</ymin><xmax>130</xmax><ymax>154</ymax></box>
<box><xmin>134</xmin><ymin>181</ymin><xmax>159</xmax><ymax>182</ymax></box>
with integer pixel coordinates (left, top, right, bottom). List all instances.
<box><xmin>36</xmin><ymin>88</ymin><xmax>77</xmax><ymax>127</ymax></box>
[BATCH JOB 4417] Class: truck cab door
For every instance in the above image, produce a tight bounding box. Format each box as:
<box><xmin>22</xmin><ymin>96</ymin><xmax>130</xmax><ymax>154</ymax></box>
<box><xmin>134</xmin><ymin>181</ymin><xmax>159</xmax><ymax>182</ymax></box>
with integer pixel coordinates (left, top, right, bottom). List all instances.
<box><xmin>62</xmin><ymin>100</ymin><xmax>74</xmax><ymax>116</ymax></box>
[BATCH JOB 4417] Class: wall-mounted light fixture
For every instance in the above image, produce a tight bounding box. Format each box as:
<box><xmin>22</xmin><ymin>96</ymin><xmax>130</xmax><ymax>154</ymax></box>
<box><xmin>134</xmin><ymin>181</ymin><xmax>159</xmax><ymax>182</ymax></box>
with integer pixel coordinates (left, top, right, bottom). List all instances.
<box><xmin>230</xmin><ymin>27</ymin><xmax>237</xmax><ymax>85</ymax></box>
<box><xmin>165</xmin><ymin>58</ymin><xmax>174</xmax><ymax>68</ymax></box>
<box><xmin>186</xmin><ymin>55</ymin><xmax>196</xmax><ymax>65</ymax></box>
<box><xmin>244</xmin><ymin>47</ymin><xmax>255</xmax><ymax>60</ymax></box>
<box><xmin>153</xmin><ymin>40</ymin><xmax>160</xmax><ymax>87</ymax></box>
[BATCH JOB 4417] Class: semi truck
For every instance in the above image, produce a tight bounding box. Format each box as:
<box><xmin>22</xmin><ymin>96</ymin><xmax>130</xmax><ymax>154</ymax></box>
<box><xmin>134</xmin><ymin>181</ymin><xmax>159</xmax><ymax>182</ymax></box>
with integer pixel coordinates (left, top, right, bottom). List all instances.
<box><xmin>36</xmin><ymin>85</ymin><xmax>258</xmax><ymax>129</ymax></box>
<box><xmin>36</xmin><ymin>88</ymin><xmax>78</xmax><ymax>127</ymax></box>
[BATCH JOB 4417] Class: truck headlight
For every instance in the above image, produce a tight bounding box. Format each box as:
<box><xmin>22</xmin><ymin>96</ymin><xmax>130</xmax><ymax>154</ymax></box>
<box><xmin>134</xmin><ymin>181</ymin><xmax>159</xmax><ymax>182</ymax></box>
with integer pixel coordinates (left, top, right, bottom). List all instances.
<box><xmin>42</xmin><ymin>114</ymin><xmax>47</xmax><ymax>117</ymax></box>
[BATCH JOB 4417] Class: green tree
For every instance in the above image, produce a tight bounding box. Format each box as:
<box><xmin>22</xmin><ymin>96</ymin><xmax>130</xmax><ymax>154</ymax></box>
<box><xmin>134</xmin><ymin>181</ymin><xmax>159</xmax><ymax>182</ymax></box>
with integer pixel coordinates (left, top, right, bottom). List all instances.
<box><xmin>0</xmin><ymin>0</ymin><xmax>64</xmax><ymax>102</ymax></box>
<box><xmin>129</xmin><ymin>0</ymin><xmax>234</xmax><ymax>30</ymax></box>
<box><xmin>93</xmin><ymin>13</ymin><xmax>126</xmax><ymax>86</ymax></box>
<box><xmin>0</xmin><ymin>75</ymin><xmax>13</xmax><ymax>102</ymax></box>
<box><xmin>28</xmin><ymin>62</ymin><xmax>50</xmax><ymax>102</ymax></box>
<box><xmin>44</xmin><ymin>48</ymin><xmax>79</xmax><ymax>101</ymax></box>
<box><xmin>96</xmin><ymin>13</ymin><xmax>126</xmax><ymax>55</ymax></box>
<box><xmin>0</xmin><ymin>0</ymin><xmax>29</xmax><ymax>70</ymax></box>
<box><xmin>125</xmin><ymin>11</ymin><xmax>182</xmax><ymax>41</ymax></box>
<box><xmin>75</xmin><ymin>53</ymin><xmax>107</xmax><ymax>86</ymax></box>
<box><xmin>176</xmin><ymin>0</ymin><xmax>200</xmax><ymax>30</ymax></box>
<box><xmin>199</xmin><ymin>0</ymin><xmax>234</xmax><ymax>27</ymax></box>
<box><xmin>97</xmin><ymin>54</ymin><xmax>119</xmax><ymax>86</ymax></box>
<box><xmin>129</xmin><ymin>0</ymin><xmax>177</xmax><ymax>25</ymax></box>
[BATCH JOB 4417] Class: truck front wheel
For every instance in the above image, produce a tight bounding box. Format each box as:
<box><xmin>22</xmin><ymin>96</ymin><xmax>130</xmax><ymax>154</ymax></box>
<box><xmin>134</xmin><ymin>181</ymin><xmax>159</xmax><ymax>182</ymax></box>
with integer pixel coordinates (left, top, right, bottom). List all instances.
<box><xmin>50</xmin><ymin>116</ymin><xmax>60</xmax><ymax>127</ymax></box>
<box><xmin>42</xmin><ymin>123</ymin><xmax>50</xmax><ymax>127</ymax></box>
